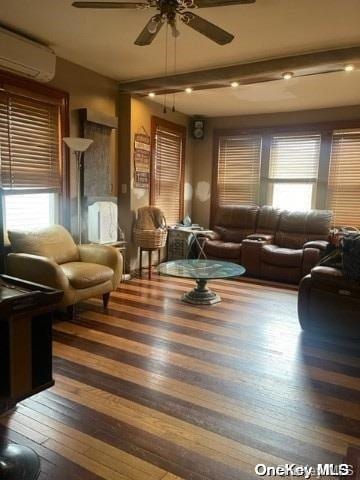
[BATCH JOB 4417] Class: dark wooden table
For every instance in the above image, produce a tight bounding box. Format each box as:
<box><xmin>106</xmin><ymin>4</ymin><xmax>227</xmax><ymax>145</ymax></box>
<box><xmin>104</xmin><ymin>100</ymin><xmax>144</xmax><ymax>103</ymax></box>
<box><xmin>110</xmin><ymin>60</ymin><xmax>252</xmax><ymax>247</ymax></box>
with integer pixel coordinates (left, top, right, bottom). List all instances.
<box><xmin>0</xmin><ymin>275</ymin><xmax>62</xmax><ymax>480</ymax></box>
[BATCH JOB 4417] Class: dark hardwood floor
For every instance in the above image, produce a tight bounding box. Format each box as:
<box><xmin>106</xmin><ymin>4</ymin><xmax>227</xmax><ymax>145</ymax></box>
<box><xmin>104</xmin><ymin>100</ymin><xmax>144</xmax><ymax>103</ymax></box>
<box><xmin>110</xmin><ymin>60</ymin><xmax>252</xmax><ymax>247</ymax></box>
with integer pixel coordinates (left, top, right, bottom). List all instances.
<box><xmin>1</xmin><ymin>274</ymin><xmax>359</xmax><ymax>479</ymax></box>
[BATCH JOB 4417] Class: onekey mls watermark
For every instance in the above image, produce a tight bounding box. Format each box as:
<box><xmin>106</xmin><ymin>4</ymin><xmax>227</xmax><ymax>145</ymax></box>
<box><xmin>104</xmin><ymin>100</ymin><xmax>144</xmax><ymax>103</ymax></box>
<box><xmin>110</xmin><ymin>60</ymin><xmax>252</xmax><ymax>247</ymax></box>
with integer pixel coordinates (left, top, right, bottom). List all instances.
<box><xmin>255</xmin><ymin>463</ymin><xmax>354</xmax><ymax>478</ymax></box>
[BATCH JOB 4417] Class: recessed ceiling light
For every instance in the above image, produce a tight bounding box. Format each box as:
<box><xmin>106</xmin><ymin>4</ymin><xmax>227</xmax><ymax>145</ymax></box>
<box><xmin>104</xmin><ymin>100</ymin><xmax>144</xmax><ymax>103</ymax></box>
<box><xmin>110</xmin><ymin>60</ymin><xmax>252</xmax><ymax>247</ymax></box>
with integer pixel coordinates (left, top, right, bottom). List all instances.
<box><xmin>148</xmin><ymin>92</ymin><xmax>156</xmax><ymax>97</ymax></box>
<box><xmin>344</xmin><ymin>64</ymin><xmax>355</xmax><ymax>72</ymax></box>
<box><xmin>230</xmin><ymin>81</ymin><xmax>239</xmax><ymax>88</ymax></box>
<box><xmin>282</xmin><ymin>72</ymin><xmax>294</xmax><ymax>80</ymax></box>
<box><xmin>185</xmin><ymin>87</ymin><xmax>193</xmax><ymax>94</ymax></box>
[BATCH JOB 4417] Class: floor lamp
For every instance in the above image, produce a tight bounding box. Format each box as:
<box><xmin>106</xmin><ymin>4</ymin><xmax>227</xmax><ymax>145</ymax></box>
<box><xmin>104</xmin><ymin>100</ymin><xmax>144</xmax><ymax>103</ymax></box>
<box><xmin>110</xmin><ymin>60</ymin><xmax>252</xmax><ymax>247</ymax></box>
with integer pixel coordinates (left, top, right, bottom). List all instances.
<box><xmin>63</xmin><ymin>137</ymin><xmax>93</xmax><ymax>243</ymax></box>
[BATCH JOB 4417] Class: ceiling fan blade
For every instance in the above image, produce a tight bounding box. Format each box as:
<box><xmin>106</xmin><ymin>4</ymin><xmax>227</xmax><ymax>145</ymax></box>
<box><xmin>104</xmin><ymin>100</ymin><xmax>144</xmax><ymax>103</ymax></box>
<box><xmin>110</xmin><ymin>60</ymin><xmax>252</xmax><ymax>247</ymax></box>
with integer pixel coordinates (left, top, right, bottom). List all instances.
<box><xmin>72</xmin><ymin>2</ymin><xmax>148</xmax><ymax>8</ymax></box>
<box><xmin>181</xmin><ymin>12</ymin><xmax>233</xmax><ymax>45</ymax></box>
<box><xmin>135</xmin><ymin>15</ymin><xmax>164</xmax><ymax>45</ymax></box>
<box><xmin>194</xmin><ymin>0</ymin><xmax>255</xmax><ymax>7</ymax></box>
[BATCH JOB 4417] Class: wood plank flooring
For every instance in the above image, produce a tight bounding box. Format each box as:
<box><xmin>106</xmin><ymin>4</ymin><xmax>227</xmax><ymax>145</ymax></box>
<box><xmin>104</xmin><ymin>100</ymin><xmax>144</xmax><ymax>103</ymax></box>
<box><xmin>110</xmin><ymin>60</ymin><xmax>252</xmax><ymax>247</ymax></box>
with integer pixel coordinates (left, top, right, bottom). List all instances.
<box><xmin>1</xmin><ymin>274</ymin><xmax>359</xmax><ymax>479</ymax></box>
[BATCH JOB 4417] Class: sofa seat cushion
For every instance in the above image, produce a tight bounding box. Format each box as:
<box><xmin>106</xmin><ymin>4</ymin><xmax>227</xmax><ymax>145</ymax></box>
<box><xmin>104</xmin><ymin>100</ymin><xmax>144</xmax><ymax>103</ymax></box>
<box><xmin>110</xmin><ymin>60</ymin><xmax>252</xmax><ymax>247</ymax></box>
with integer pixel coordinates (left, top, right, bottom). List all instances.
<box><xmin>60</xmin><ymin>262</ymin><xmax>113</xmax><ymax>289</ymax></box>
<box><xmin>261</xmin><ymin>244</ymin><xmax>303</xmax><ymax>268</ymax></box>
<box><xmin>204</xmin><ymin>240</ymin><xmax>241</xmax><ymax>260</ymax></box>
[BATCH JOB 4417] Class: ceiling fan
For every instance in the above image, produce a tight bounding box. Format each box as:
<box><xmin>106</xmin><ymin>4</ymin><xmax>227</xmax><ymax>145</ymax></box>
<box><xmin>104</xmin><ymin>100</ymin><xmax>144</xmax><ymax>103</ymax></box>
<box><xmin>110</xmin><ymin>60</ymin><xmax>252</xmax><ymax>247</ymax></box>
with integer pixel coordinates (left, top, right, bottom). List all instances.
<box><xmin>72</xmin><ymin>0</ymin><xmax>256</xmax><ymax>46</ymax></box>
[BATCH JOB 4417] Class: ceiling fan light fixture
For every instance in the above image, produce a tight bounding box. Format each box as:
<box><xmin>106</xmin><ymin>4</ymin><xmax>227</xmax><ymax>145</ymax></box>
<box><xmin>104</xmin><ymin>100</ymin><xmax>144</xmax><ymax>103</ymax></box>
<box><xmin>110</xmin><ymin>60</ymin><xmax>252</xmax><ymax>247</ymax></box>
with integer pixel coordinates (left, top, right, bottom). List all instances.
<box><xmin>230</xmin><ymin>81</ymin><xmax>239</xmax><ymax>87</ymax></box>
<box><xmin>147</xmin><ymin>16</ymin><xmax>160</xmax><ymax>34</ymax></box>
<box><xmin>282</xmin><ymin>71</ymin><xmax>294</xmax><ymax>80</ymax></box>
<box><xmin>185</xmin><ymin>87</ymin><xmax>193</xmax><ymax>93</ymax></box>
<box><xmin>344</xmin><ymin>64</ymin><xmax>355</xmax><ymax>72</ymax></box>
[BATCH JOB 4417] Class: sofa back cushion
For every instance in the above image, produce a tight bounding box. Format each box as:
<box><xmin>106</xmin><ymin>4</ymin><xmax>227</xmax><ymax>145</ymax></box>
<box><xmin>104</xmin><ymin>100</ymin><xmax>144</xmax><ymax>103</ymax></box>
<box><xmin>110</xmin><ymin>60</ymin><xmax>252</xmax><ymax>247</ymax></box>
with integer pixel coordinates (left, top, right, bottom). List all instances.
<box><xmin>214</xmin><ymin>205</ymin><xmax>259</xmax><ymax>242</ymax></box>
<box><xmin>275</xmin><ymin>210</ymin><xmax>332</xmax><ymax>249</ymax></box>
<box><xmin>8</xmin><ymin>225</ymin><xmax>79</xmax><ymax>265</ymax></box>
<box><xmin>256</xmin><ymin>205</ymin><xmax>281</xmax><ymax>234</ymax></box>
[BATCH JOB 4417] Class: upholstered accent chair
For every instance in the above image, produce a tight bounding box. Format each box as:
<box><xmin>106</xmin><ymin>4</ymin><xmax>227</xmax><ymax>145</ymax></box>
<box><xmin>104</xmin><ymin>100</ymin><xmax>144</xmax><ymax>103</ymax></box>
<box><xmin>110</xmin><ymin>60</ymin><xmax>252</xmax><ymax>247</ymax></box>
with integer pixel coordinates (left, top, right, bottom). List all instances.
<box><xmin>6</xmin><ymin>225</ymin><xmax>122</xmax><ymax>316</ymax></box>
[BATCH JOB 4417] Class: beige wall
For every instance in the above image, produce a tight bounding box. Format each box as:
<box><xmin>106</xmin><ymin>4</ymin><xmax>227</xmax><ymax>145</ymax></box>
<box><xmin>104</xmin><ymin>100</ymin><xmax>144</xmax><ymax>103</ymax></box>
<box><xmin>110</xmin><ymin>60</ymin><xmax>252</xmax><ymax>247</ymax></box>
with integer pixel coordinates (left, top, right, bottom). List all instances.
<box><xmin>192</xmin><ymin>105</ymin><xmax>360</xmax><ymax>228</ymax></box>
<box><xmin>49</xmin><ymin>59</ymin><xmax>360</xmax><ymax>271</ymax></box>
<box><xmin>130</xmin><ymin>97</ymin><xmax>193</xmax><ymax>220</ymax></box>
<box><xmin>50</xmin><ymin>57</ymin><xmax>119</xmax><ymax>234</ymax></box>
<box><xmin>118</xmin><ymin>96</ymin><xmax>193</xmax><ymax>271</ymax></box>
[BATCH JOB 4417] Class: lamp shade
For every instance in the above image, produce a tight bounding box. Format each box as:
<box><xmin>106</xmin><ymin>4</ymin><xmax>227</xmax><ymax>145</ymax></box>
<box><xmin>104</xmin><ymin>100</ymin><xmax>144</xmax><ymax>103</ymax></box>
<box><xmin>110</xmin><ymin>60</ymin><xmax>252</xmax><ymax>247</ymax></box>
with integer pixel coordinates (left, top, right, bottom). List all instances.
<box><xmin>63</xmin><ymin>137</ymin><xmax>93</xmax><ymax>152</ymax></box>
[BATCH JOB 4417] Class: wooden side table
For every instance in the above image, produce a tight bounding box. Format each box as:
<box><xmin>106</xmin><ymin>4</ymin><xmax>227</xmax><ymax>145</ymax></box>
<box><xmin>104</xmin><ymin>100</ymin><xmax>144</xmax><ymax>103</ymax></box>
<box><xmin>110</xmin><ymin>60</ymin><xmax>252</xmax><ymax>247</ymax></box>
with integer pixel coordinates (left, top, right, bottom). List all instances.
<box><xmin>0</xmin><ymin>275</ymin><xmax>63</xmax><ymax>480</ymax></box>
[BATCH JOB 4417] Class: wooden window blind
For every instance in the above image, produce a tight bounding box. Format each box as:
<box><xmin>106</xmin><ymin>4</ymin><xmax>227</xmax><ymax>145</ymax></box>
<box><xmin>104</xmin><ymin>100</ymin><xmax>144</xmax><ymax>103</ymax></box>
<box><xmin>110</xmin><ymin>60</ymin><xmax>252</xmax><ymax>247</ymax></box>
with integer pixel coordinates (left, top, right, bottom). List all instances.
<box><xmin>269</xmin><ymin>134</ymin><xmax>321</xmax><ymax>181</ymax></box>
<box><xmin>0</xmin><ymin>90</ymin><xmax>61</xmax><ymax>190</ymax></box>
<box><xmin>327</xmin><ymin>130</ymin><xmax>360</xmax><ymax>227</ymax></box>
<box><xmin>151</xmin><ymin>118</ymin><xmax>185</xmax><ymax>225</ymax></box>
<box><xmin>216</xmin><ymin>135</ymin><xmax>261</xmax><ymax>206</ymax></box>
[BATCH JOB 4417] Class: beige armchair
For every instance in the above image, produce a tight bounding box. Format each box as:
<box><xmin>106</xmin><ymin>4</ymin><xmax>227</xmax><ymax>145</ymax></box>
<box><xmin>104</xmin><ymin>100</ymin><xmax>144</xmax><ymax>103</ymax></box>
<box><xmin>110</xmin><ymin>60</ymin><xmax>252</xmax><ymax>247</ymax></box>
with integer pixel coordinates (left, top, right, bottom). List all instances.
<box><xmin>6</xmin><ymin>225</ymin><xmax>122</xmax><ymax>316</ymax></box>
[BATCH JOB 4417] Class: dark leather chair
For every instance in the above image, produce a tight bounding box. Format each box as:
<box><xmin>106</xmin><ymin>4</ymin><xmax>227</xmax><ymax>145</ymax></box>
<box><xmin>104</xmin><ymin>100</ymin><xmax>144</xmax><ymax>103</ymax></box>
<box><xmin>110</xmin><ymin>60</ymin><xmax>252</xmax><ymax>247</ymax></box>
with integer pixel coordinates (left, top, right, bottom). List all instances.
<box><xmin>204</xmin><ymin>205</ymin><xmax>259</xmax><ymax>263</ymax></box>
<box><xmin>259</xmin><ymin>210</ymin><xmax>331</xmax><ymax>283</ymax></box>
<box><xmin>298</xmin><ymin>266</ymin><xmax>360</xmax><ymax>338</ymax></box>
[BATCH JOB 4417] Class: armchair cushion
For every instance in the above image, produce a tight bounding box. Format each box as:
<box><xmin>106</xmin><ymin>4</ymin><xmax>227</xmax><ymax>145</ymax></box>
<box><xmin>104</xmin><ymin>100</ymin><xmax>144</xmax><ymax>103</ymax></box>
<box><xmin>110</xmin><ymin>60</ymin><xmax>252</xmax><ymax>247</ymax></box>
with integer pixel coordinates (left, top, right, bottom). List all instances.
<box><xmin>8</xmin><ymin>225</ymin><xmax>79</xmax><ymax>265</ymax></box>
<box><xmin>60</xmin><ymin>262</ymin><xmax>113</xmax><ymax>289</ymax></box>
<box><xmin>262</xmin><ymin>244</ymin><xmax>303</xmax><ymax>268</ymax></box>
<box><xmin>78</xmin><ymin>244</ymin><xmax>122</xmax><ymax>289</ymax></box>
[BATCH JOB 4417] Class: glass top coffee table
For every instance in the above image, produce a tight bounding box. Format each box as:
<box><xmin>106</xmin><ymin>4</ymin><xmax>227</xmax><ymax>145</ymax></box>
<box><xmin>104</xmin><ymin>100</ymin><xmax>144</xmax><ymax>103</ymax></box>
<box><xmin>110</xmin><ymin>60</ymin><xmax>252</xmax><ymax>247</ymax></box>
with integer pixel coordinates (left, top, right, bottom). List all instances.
<box><xmin>158</xmin><ymin>259</ymin><xmax>245</xmax><ymax>305</ymax></box>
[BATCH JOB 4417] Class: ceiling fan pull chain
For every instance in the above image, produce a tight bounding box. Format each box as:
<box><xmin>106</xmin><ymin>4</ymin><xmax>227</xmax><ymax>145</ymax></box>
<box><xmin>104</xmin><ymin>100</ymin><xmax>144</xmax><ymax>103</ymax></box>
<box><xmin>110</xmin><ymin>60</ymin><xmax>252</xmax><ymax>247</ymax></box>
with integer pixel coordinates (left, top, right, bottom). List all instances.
<box><xmin>163</xmin><ymin>22</ymin><xmax>169</xmax><ymax>114</ymax></box>
<box><xmin>172</xmin><ymin>24</ymin><xmax>177</xmax><ymax>112</ymax></box>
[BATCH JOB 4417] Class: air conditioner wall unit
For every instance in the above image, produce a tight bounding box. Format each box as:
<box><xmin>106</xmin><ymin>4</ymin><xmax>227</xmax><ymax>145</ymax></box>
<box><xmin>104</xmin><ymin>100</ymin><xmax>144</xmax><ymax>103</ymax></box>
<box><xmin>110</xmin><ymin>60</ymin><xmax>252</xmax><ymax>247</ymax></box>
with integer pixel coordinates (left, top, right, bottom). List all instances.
<box><xmin>0</xmin><ymin>27</ymin><xmax>56</xmax><ymax>83</ymax></box>
<box><xmin>88</xmin><ymin>201</ymin><xmax>118</xmax><ymax>244</ymax></box>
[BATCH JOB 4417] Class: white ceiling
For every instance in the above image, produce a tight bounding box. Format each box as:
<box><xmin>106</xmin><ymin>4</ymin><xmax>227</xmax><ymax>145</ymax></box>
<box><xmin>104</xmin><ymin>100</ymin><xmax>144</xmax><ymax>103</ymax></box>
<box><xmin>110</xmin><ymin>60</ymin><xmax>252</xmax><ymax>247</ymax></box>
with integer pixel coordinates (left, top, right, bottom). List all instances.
<box><xmin>1</xmin><ymin>0</ymin><xmax>360</xmax><ymax>116</ymax></box>
<box><xmin>150</xmin><ymin>70</ymin><xmax>360</xmax><ymax>116</ymax></box>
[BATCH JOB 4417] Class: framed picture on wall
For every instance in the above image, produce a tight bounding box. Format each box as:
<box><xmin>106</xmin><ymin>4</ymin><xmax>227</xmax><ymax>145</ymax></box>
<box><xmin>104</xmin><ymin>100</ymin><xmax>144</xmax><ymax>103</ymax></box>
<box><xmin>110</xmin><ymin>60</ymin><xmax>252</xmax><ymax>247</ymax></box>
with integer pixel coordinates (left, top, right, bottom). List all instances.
<box><xmin>134</xmin><ymin>132</ymin><xmax>150</xmax><ymax>189</ymax></box>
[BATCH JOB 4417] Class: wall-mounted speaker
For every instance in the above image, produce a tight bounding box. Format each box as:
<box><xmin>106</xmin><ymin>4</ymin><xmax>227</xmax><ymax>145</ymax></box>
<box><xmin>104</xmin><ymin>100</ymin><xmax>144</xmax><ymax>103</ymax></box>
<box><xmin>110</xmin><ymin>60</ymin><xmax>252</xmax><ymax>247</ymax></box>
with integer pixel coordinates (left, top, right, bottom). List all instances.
<box><xmin>191</xmin><ymin>117</ymin><xmax>205</xmax><ymax>140</ymax></box>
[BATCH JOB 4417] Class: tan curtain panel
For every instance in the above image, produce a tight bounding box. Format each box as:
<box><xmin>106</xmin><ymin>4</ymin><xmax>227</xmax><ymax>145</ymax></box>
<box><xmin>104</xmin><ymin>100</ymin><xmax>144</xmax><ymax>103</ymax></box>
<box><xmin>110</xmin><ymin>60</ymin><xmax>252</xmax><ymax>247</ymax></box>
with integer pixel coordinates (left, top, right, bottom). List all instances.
<box><xmin>0</xmin><ymin>90</ymin><xmax>61</xmax><ymax>190</ymax></box>
<box><xmin>327</xmin><ymin>130</ymin><xmax>360</xmax><ymax>228</ymax></box>
<box><xmin>153</xmin><ymin>126</ymin><xmax>183</xmax><ymax>225</ymax></box>
<box><xmin>217</xmin><ymin>135</ymin><xmax>261</xmax><ymax>206</ymax></box>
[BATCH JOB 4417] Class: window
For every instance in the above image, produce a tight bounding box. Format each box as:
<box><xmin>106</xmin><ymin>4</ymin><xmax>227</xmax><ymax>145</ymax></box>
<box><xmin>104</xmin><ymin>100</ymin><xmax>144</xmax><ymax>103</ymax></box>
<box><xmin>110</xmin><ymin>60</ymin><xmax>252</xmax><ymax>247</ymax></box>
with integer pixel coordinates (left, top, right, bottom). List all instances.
<box><xmin>328</xmin><ymin>130</ymin><xmax>360</xmax><ymax>227</ymax></box>
<box><xmin>216</xmin><ymin>135</ymin><xmax>261</xmax><ymax>206</ymax></box>
<box><xmin>4</xmin><ymin>193</ymin><xmax>56</xmax><ymax>231</ymax></box>
<box><xmin>151</xmin><ymin>117</ymin><xmax>185</xmax><ymax>225</ymax></box>
<box><xmin>213</xmin><ymin>122</ymin><xmax>360</xmax><ymax>227</ymax></box>
<box><xmin>268</xmin><ymin>134</ymin><xmax>321</xmax><ymax>211</ymax></box>
<box><xmin>0</xmin><ymin>75</ymin><xmax>66</xmax><ymax>241</ymax></box>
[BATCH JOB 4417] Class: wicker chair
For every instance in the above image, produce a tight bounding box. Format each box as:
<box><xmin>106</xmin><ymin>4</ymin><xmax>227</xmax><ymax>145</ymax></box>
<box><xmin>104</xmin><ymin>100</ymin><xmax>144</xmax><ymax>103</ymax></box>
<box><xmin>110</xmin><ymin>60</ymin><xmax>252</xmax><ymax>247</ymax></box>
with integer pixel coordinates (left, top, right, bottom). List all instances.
<box><xmin>133</xmin><ymin>206</ymin><xmax>168</xmax><ymax>279</ymax></box>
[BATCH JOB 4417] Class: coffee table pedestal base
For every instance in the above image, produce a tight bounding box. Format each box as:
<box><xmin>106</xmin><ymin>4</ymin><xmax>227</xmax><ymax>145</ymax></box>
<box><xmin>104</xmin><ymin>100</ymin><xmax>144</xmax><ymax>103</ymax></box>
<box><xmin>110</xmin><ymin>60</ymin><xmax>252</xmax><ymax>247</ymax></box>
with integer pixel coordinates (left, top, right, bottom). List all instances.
<box><xmin>182</xmin><ymin>279</ymin><xmax>221</xmax><ymax>305</ymax></box>
<box><xmin>0</xmin><ymin>444</ymin><xmax>40</xmax><ymax>480</ymax></box>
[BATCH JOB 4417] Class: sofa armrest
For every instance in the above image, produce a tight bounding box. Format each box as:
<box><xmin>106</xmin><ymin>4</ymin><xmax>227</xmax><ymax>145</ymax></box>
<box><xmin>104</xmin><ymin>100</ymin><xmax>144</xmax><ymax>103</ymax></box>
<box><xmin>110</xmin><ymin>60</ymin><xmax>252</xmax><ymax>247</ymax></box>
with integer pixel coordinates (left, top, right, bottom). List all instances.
<box><xmin>302</xmin><ymin>248</ymin><xmax>321</xmax><ymax>277</ymax></box>
<box><xmin>245</xmin><ymin>233</ymin><xmax>274</xmax><ymax>244</ymax></box>
<box><xmin>78</xmin><ymin>244</ymin><xmax>123</xmax><ymax>289</ymax></box>
<box><xmin>241</xmin><ymin>239</ymin><xmax>269</xmax><ymax>276</ymax></box>
<box><xmin>311</xmin><ymin>266</ymin><xmax>344</xmax><ymax>284</ymax></box>
<box><xmin>298</xmin><ymin>274</ymin><xmax>312</xmax><ymax>331</ymax></box>
<box><xmin>246</xmin><ymin>233</ymin><xmax>274</xmax><ymax>243</ymax></box>
<box><xmin>303</xmin><ymin>240</ymin><xmax>329</xmax><ymax>251</ymax></box>
<box><xmin>203</xmin><ymin>230</ymin><xmax>221</xmax><ymax>241</ymax></box>
<box><xmin>6</xmin><ymin>253</ymin><xmax>69</xmax><ymax>291</ymax></box>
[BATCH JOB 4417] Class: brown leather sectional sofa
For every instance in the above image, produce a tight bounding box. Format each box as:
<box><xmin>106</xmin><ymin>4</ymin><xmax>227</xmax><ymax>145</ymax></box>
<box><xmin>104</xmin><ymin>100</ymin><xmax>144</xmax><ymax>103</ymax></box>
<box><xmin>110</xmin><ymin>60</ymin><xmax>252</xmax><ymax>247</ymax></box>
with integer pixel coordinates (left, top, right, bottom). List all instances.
<box><xmin>203</xmin><ymin>205</ymin><xmax>332</xmax><ymax>283</ymax></box>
